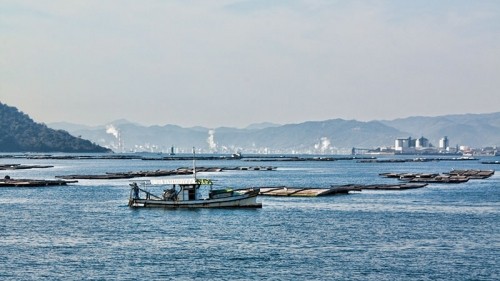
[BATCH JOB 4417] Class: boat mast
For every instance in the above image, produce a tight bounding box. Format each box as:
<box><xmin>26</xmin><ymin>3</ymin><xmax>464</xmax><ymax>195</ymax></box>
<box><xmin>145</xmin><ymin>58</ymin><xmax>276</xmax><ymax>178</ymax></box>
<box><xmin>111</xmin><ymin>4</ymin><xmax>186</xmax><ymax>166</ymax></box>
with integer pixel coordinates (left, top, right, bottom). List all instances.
<box><xmin>192</xmin><ymin>147</ymin><xmax>197</xmax><ymax>180</ymax></box>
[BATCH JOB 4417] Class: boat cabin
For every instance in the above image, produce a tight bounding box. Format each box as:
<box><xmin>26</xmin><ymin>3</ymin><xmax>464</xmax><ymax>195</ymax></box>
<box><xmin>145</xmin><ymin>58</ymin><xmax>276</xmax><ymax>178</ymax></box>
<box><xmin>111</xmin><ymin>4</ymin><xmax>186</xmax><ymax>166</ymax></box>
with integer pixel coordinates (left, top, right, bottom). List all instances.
<box><xmin>131</xmin><ymin>178</ymin><xmax>214</xmax><ymax>202</ymax></box>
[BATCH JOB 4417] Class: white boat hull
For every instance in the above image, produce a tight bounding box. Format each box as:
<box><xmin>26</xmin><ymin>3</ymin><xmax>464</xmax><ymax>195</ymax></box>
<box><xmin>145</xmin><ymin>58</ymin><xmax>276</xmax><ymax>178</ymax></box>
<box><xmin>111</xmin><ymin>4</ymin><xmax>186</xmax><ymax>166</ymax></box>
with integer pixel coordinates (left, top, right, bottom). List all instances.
<box><xmin>129</xmin><ymin>189</ymin><xmax>261</xmax><ymax>208</ymax></box>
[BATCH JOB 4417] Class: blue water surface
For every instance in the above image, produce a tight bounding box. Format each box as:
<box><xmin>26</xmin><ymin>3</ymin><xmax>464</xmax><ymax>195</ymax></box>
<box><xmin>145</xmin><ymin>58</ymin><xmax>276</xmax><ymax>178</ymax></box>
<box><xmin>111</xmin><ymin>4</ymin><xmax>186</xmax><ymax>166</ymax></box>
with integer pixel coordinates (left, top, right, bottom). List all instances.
<box><xmin>0</xmin><ymin>155</ymin><xmax>498</xmax><ymax>280</ymax></box>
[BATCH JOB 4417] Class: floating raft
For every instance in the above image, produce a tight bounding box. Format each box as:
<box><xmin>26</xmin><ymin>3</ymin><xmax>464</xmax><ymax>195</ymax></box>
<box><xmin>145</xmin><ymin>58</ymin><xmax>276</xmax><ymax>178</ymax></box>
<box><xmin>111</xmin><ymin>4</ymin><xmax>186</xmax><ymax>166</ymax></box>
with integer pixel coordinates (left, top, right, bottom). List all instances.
<box><xmin>1</xmin><ymin>154</ymin><xmax>372</xmax><ymax>161</ymax></box>
<box><xmin>379</xmin><ymin>169</ymin><xmax>494</xmax><ymax>183</ymax></box>
<box><xmin>144</xmin><ymin>156</ymin><xmax>241</xmax><ymax>161</ymax></box>
<box><xmin>56</xmin><ymin>166</ymin><xmax>276</xmax><ymax>180</ymax></box>
<box><xmin>405</xmin><ymin>176</ymin><xmax>469</xmax><ymax>184</ymax></box>
<box><xmin>447</xmin><ymin>169</ymin><xmax>495</xmax><ymax>179</ymax></box>
<box><xmin>481</xmin><ymin>161</ymin><xmax>500</xmax><ymax>165</ymax></box>
<box><xmin>330</xmin><ymin>183</ymin><xmax>428</xmax><ymax>190</ymax></box>
<box><xmin>26</xmin><ymin>155</ymin><xmax>143</xmax><ymax>160</ymax></box>
<box><xmin>0</xmin><ymin>178</ymin><xmax>77</xmax><ymax>187</ymax></box>
<box><xmin>359</xmin><ymin>157</ymin><xmax>477</xmax><ymax>163</ymax></box>
<box><xmin>259</xmin><ymin>186</ymin><xmax>359</xmax><ymax>197</ymax></box>
<box><xmin>0</xmin><ymin>164</ymin><xmax>54</xmax><ymax>170</ymax></box>
<box><xmin>379</xmin><ymin>172</ymin><xmax>439</xmax><ymax>179</ymax></box>
<box><xmin>225</xmin><ymin>166</ymin><xmax>277</xmax><ymax>171</ymax></box>
<box><xmin>56</xmin><ymin>169</ymin><xmax>191</xmax><ymax>180</ymax></box>
<box><xmin>258</xmin><ymin>183</ymin><xmax>428</xmax><ymax>197</ymax></box>
<box><xmin>243</xmin><ymin>156</ymin><xmax>373</xmax><ymax>162</ymax></box>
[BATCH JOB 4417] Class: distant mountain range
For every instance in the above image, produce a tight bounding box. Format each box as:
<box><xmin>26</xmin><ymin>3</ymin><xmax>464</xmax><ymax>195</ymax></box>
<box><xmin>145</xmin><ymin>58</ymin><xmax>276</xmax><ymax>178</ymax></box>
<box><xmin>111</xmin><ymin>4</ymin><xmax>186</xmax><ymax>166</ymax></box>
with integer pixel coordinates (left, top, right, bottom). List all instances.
<box><xmin>0</xmin><ymin>102</ymin><xmax>111</xmax><ymax>153</ymax></box>
<box><xmin>49</xmin><ymin>112</ymin><xmax>500</xmax><ymax>154</ymax></box>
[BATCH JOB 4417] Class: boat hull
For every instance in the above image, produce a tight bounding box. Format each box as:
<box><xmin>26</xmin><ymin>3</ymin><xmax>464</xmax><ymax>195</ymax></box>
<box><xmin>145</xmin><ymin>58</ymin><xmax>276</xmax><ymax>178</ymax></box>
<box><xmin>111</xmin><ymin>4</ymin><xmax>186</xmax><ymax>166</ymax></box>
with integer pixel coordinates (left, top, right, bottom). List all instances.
<box><xmin>129</xmin><ymin>190</ymin><xmax>261</xmax><ymax>208</ymax></box>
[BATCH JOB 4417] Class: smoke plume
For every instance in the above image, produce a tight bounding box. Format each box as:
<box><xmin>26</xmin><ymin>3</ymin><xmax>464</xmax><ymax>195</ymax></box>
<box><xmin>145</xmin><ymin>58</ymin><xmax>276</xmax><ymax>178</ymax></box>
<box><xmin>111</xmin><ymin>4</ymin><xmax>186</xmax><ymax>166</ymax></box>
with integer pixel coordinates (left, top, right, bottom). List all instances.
<box><xmin>106</xmin><ymin>125</ymin><xmax>120</xmax><ymax>139</ymax></box>
<box><xmin>207</xmin><ymin>129</ymin><xmax>218</xmax><ymax>152</ymax></box>
<box><xmin>314</xmin><ymin>137</ymin><xmax>332</xmax><ymax>153</ymax></box>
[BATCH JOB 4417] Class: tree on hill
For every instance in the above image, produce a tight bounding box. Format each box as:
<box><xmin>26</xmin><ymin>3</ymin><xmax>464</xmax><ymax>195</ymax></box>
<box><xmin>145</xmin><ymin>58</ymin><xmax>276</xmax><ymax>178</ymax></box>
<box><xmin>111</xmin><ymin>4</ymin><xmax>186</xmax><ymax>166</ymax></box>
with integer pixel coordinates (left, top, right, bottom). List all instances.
<box><xmin>0</xmin><ymin>102</ymin><xmax>111</xmax><ymax>153</ymax></box>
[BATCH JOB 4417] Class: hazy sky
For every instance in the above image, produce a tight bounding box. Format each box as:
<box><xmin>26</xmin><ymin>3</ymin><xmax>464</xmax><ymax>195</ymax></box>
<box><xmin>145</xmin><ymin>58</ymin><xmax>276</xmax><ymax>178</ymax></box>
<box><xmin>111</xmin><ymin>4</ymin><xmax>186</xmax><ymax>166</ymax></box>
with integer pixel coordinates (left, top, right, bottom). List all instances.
<box><xmin>2</xmin><ymin>0</ymin><xmax>499</xmax><ymax>128</ymax></box>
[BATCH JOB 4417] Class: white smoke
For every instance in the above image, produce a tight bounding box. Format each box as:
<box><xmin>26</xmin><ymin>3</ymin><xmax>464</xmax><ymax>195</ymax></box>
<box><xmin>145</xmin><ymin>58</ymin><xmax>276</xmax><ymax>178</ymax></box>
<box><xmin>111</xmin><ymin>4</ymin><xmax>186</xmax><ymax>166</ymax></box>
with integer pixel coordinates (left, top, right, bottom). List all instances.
<box><xmin>314</xmin><ymin>137</ymin><xmax>332</xmax><ymax>153</ymax></box>
<box><xmin>106</xmin><ymin>125</ymin><xmax>120</xmax><ymax>139</ymax></box>
<box><xmin>106</xmin><ymin>124</ymin><xmax>124</xmax><ymax>152</ymax></box>
<box><xmin>207</xmin><ymin>129</ymin><xmax>218</xmax><ymax>152</ymax></box>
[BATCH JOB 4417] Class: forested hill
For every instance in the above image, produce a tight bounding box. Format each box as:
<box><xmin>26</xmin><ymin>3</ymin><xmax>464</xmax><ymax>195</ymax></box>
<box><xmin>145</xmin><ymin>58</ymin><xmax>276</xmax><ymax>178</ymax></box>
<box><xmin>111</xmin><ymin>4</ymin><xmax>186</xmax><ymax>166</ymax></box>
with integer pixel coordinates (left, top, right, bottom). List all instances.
<box><xmin>0</xmin><ymin>102</ymin><xmax>111</xmax><ymax>153</ymax></box>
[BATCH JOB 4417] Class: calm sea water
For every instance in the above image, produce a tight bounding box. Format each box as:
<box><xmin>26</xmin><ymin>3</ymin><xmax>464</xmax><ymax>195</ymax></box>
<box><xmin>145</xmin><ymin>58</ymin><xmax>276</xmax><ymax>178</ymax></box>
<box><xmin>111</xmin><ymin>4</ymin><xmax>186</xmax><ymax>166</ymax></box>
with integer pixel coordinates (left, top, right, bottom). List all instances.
<box><xmin>0</xmin><ymin>155</ymin><xmax>498</xmax><ymax>280</ymax></box>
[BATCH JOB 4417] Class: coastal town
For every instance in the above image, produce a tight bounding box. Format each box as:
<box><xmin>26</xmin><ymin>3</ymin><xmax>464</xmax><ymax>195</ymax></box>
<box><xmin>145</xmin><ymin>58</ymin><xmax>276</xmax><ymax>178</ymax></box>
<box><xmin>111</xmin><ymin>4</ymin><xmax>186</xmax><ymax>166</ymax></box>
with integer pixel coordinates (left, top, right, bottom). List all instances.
<box><xmin>356</xmin><ymin>136</ymin><xmax>499</xmax><ymax>156</ymax></box>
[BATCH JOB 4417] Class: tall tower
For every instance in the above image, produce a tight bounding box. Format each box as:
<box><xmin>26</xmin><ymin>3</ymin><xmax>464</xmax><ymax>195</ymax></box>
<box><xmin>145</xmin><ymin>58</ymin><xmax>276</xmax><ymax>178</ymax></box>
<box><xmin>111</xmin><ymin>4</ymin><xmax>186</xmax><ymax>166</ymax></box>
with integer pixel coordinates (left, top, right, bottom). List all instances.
<box><xmin>416</xmin><ymin>136</ymin><xmax>429</xmax><ymax>148</ymax></box>
<box><xmin>439</xmin><ymin>136</ymin><xmax>449</xmax><ymax>150</ymax></box>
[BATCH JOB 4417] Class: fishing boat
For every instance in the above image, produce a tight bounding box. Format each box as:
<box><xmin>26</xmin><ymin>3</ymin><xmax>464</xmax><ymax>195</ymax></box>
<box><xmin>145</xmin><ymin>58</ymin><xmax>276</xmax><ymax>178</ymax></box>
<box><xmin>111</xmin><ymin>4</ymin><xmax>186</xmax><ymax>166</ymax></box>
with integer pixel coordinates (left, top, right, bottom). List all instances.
<box><xmin>128</xmin><ymin>148</ymin><xmax>261</xmax><ymax>208</ymax></box>
<box><xmin>128</xmin><ymin>178</ymin><xmax>261</xmax><ymax>208</ymax></box>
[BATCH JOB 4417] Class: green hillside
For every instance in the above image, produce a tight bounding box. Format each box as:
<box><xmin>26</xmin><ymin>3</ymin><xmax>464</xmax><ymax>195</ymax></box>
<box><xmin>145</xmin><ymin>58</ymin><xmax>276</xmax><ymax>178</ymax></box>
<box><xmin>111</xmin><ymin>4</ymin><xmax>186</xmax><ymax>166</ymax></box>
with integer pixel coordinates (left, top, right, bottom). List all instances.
<box><xmin>0</xmin><ymin>102</ymin><xmax>111</xmax><ymax>153</ymax></box>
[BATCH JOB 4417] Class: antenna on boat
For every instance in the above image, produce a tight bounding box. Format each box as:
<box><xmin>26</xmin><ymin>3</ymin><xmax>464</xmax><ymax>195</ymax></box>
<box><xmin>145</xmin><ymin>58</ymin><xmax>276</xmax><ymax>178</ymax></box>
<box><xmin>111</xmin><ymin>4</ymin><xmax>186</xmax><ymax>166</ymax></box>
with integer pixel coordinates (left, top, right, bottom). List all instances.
<box><xmin>192</xmin><ymin>146</ymin><xmax>197</xmax><ymax>180</ymax></box>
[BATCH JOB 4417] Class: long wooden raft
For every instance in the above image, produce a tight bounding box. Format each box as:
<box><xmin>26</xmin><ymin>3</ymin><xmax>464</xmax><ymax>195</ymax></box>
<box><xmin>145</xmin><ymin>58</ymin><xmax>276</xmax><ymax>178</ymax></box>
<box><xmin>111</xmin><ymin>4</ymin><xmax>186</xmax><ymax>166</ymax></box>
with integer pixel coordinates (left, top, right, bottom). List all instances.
<box><xmin>258</xmin><ymin>183</ymin><xmax>428</xmax><ymax>197</ymax></box>
<box><xmin>259</xmin><ymin>186</ymin><xmax>358</xmax><ymax>197</ymax></box>
<box><xmin>379</xmin><ymin>169</ymin><xmax>495</xmax><ymax>183</ymax></box>
<box><xmin>0</xmin><ymin>178</ymin><xmax>77</xmax><ymax>187</ymax></box>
